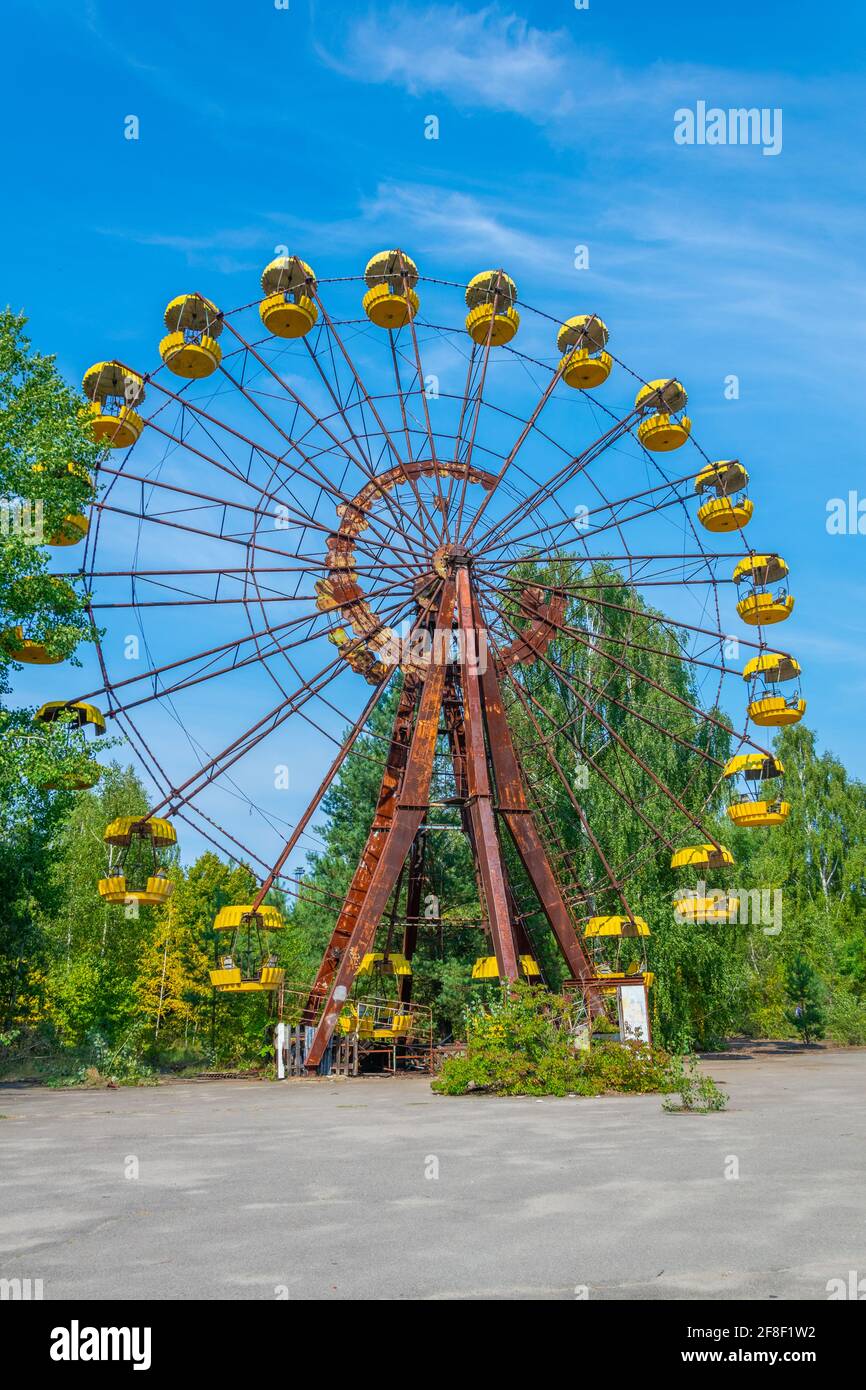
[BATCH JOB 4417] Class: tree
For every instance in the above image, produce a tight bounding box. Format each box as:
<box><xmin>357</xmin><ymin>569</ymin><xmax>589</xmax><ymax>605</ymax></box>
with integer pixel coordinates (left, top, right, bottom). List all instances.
<box><xmin>784</xmin><ymin>953</ymin><xmax>827</xmax><ymax>1045</ymax></box>
<box><xmin>0</xmin><ymin>309</ymin><xmax>99</xmax><ymax>665</ymax></box>
<box><xmin>738</xmin><ymin>725</ymin><xmax>866</xmax><ymax>1040</ymax></box>
<box><xmin>0</xmin><ymin>310</ymin><xmax>105</xmax><ymax>1033</ymax></box>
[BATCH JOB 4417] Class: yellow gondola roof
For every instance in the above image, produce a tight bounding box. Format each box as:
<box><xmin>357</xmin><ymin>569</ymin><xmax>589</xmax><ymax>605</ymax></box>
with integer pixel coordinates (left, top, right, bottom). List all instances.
<box><xmin>694</xmin><ymin>460</ymin><xmax>748</xmax><ymax>495</ymax></box>
<box><xmin>733</xmin><ymin>553</ymin><xmax>788</xmax><ymax>584</ymax></box>
<box><xmin>723</xmin><ymin>753</ymin><xmax>784</xmax><ymax>779</ymax></box>
<box><xmin>34</xmin><ymin>700</ymin><xmax>106</xmax><ymax>733</ymax></box>
<box><xmin>583</xmin><ymin>915</ymin><xmax>650</xmax><ymax>937</ymax></box>
<box><xmin>213</xmin><ymin>904</ymin><xmax>284</xmax><ymax>931</ymax></box>
<box><xmin>163</xmin><ymin>293</ymin><xmax>222</xmax><ymax>337</ymax></box>
<box><xmin>634</xmin><ymin>378</ymin><xmax>687</xmax><ymax>413</ymax></box>
<box><xmin>357</xmin><ymin>951</ymin><xmax>412</xmax><ymax>976</ymax></box>
<box><xmin>260</xmin><ymin>255</ymin><xmax>316</xmax><ymax>296</ymax></box>
<box><xmin>670</xmin><ymin>844</ymin><xmax>734</xmax><ymax>869</ymax></box>
<box><xmin>556</xmin><ymin>314</ymin><xmax>608</xmax><ymax>354</ymax></box>
<box><xmin>103</xmin><ymin>816</ymin><xmax>177</xmax><ymax>846</ymax></box>
<box><xmin>82</xmin><ymin>360</ymin><xmax>145</xmax><ymax>404</ymax></box>
<box><xmin>364</xmin><ymin>249</ymin><xmax>418</xmax><ymax>290</ymax></box>
<box><xmin>742</xmin><ymin>652</ymin><xmax>800</xmax><ymax>681</ymax></box>
<box><xmin>465</xmin><ymin>269</ymin><xmax>517</xmax><ymax>309</ymax></box>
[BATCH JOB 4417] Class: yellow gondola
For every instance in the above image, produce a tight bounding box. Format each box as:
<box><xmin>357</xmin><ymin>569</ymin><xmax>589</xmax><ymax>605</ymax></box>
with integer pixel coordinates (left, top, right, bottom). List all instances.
<box><xmin>209</xmin><ymin>964</ymin><xmax>284</xmax><ymax>993</ymax></box>
<box><xmin>99</xmin><ymin>817</ymin><xmax>177</xmax><ymax>906</ymax></box>
<box><xmin>374</xmin><ymin>1014</ymin><xmax>414</xmax><ymax>1041</ymax></box>
<box><xmin>670</xmin><ymin>843</ymin><xmax>734</xmax><ymax>871</ymax></box>
<box><xmin>49</xmin><ymin>514</ymin><xmax>89</xmax><ymax>546</ymax></box>
<box><xmin>259</xmin><ymin>255</ymin><xmax>319</xmax><ymax>338</ymax></box>
<box><xmin>357</xmin><ymin>951</ymin><xmax>413</xmax><ymax>977</ymax></box>
<box><xmin>209</xmin><ymin>904</ymin><xmax>285</xmax><ymax>992</ymax></box>
<box><xmin>724</xmin><ymin>753</ymin><xmax>789</xmax><ymax>827</ymax></box>
<box><xmin>98</xmin><ymin>872</ymin><xmax>174</xmax><ymax>906</ymax></box>
<box><xmin>34</xmin><ymin>701</ymin><xmax>106</xmax><ymax>791</ymax></box>
<box><xmin>742</xmin><ymin>651</ymin><xmax>806</xmax><ymax>726</ymax></box>
<box><xmin>471</xmin><ymin>954</ymin><xmax>541</xmax><ymax>979</ymax></box>
<box><xmin>2</xmin><ymin>576</ymin><xmax>78</xmax><ymax>664</ymax></box>
<box><xmin>673</xmin><ymin>891</ymin><xmax>740</xmax><ymax>923</ymax></box>
<box><xmin>635</xmin><ymin>379</ymin><xmax>691</xmax><ymax>451</ymax></box>
<box><xmin>35</xmin><ymin>700</ymin><xmax>106</xmax><ymax>734</ymax></box>
<box><xmin>2</xmin><ymin>626</ymin><xmax>63</xmax><ymax>664</ymax></box>
<box><xmin>82</xmin><ymin>361</ymin><xmax>145</xmax><ymax>448</ymax></box>
<box><xmin>557</xmin><ymin>314</ymin><xmax>612</xmax><ymax>389</ymax></box>
<box><xmin>159</xmin><ymin>294</ymin><xmax>223</xmax><ymax>378</ymax></box>
<box><xmin>694</xmin><ymin>459</ymin><xmax>753</xmax><ymax>533</ymax></box>
<box><xmin>734</xmin><ymin>554</ymin><xmax>795</xmax><ymax>625</ymax></box>
<box><xmin>583</xmin><ymin>915</ymin><xmax>650</xmax><ymax>937</ymax></box>
<box><xmin>336</xmin><ymin>1001</ymin><xmax>414</xmax><ymax>1040</ymax></box>
<box><xmin>362</xmin><ymin>250</ymin><xmax>419</xmax><ymax>328</ymax></box>
<box><xmin>464</xmin><ymin>269</ymin><xmax>519</xmax><ymax>345</ymax></box>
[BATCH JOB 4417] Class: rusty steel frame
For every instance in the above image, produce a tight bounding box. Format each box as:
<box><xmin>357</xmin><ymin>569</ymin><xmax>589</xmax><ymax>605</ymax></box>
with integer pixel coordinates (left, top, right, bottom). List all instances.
<box><xmin>300</xmin><ymin>566</ymin><xmax>606</xmax><ymax>1070</ymax></box>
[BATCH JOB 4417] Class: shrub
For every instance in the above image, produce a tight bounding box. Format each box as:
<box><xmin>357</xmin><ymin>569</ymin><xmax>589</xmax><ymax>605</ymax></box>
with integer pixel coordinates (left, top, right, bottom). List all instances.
<box><xmin>826</xmin><ymin>990</ymin><xmax>866</xmax><ymax>1046</ymax></box>
<box><xmin>432</xmin><ymin>983</ymin><xmax>677</xmax><ymax>1098</ymax></box>
<box><xmin>662</xmin><ymin>1054</ymin><xmax>728</xmax><ymax>1113</ymax></box>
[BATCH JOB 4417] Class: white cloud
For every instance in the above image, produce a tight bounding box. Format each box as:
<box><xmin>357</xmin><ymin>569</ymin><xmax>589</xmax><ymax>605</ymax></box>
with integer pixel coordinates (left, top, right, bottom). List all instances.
<box><xmin>315</xmin><ymin>3</ymin><xmax>574</xmax><ymax>120</ymax></box>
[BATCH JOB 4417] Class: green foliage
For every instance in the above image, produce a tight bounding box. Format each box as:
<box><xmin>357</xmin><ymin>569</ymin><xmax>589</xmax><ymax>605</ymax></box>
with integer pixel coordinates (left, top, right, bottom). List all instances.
<box><xmin>825</xmin><ymin>988</ymin><xmax>866</xmax><ymax>1046</ymax></box>
<box><xmin>662</xmin><ymin>1054</ymin><xmax>729</xmax><ymax>1112</ymax></box>
<box><xmin>0</xmin><ymin>309</ymin><xmax>109</xmax><ymax>1037</ymax></box>
<box><xmin>784</xmin><ymin>953</ymin><xmax>827</xmax><ymax>1044</ymax></box>
<box><xmin>432</xmin><ymin>983</ymin><xmax>676</xmax><ymax>1097</ymax></box>
<box><xmin>0</xmin><ymin>309</ymin><xmax>99</xmax><ymax>671</ymax></box>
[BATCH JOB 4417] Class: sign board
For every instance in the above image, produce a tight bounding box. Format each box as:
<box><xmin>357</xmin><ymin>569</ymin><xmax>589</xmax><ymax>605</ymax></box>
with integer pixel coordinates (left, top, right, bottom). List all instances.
<box><xmin>618</xmin><ymin>983</ymin><xmax>650</xmax><ymax>1043</ymax></box>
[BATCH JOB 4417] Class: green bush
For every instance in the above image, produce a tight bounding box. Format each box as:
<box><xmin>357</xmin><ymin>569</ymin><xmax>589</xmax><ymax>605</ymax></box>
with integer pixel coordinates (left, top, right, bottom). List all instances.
<box><xmin>662</xmin><ymin>1054</ymin><xmax>728</xmax><ymax>1113</ymax></box>
<box><xmin>432</xmin><ymin>983</ymin><xmax>677</xmax><ymax>1097</ymax></box>
<box><xmin>826</xmin><ymin>990</ymin><xmax>866</xmax><ymax>1046</ymax></box>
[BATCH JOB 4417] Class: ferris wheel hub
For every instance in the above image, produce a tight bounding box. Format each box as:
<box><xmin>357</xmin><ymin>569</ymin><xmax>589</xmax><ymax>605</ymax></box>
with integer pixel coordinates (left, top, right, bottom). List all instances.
<box><xmin>432</xmin><ymin>542</ymin><xmax>470</xmax><ymax>578</ymax></box>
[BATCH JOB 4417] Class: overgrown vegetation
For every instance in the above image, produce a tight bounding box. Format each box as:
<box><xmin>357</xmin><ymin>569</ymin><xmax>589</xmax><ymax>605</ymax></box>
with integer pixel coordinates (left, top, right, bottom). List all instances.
<box><xmin>662</xmin><ymin>1054</ymin><xmax>729</xmax><ymax>1113</ymax></box>
<box><xmin>432</xmin><ymin>984</ymin><xmax>677</xmax><ymax>1097</ymax></box>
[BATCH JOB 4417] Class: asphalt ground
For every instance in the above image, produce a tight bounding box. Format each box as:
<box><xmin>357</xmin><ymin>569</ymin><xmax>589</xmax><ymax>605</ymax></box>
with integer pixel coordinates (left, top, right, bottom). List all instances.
<box><xmin>1</xmin><ymin>1043</ymin><xmax>864</xmax><ymax>1300</ymax></box>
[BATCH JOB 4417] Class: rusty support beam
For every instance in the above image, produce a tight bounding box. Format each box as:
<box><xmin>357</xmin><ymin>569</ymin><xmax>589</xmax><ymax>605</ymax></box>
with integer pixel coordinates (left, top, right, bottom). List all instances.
<box><xmin>455</xmin><ymin>566</ymin><xmax>520</xmax><ymax>981</ymax></box>
<box><xmin>303</xmin><ymin>580</ymin><xmax>456</xmax><ymax>1069</ymax></box>
<box><xmin>468</xmin><ymin>586</ymin><xmax>599</xmax><ymax>994</ymax></box>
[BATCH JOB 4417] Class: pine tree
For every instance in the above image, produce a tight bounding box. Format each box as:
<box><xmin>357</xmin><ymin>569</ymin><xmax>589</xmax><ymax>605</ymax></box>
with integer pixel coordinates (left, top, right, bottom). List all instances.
<box><xmin>784</xmin><ymin>953</ymin><xmax>826</xmax><ymax>1045</ymax></box>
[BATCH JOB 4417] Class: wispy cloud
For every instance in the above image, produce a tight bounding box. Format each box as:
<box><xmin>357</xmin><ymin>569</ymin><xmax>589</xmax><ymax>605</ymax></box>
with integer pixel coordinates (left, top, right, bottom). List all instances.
<box><xmin>312</xmin><ymin>2</ymin><xmax>702</xmax><ymax>126</ymax></box>
<box><xmin>314</xmin><ymin>3</ymin><xmax>575</xmax><ymax>121</ymax></box>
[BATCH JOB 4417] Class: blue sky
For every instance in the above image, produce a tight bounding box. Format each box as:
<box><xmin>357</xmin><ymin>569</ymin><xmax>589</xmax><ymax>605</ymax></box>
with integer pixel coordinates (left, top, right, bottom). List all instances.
<box><xmin>5</xmin><ymin>0</ymin><xmax>866</xmax><ymax>870</ymax></box>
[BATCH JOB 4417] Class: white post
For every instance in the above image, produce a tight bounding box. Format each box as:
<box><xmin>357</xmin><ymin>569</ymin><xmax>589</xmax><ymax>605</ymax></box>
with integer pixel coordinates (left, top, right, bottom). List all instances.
<box><xmin>275</xmin><ymin>1021</ymin><xmax>286</xmax><ymax>1079</ymax></box>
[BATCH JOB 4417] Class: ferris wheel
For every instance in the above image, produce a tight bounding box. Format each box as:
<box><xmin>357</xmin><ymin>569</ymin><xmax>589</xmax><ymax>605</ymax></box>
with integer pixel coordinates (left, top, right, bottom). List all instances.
<box><xmin>22</xmin><ymin>248</ymin><xmax>803</xmax><ymax>1062</ymax></box>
